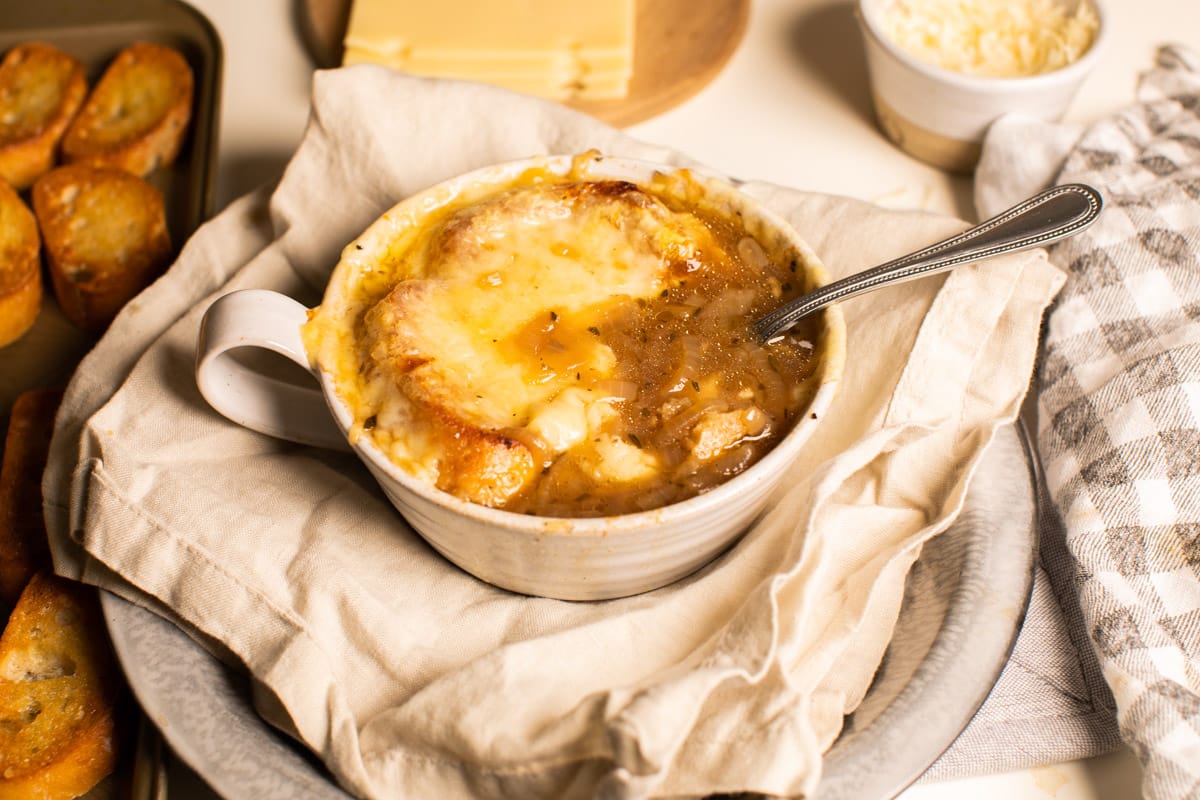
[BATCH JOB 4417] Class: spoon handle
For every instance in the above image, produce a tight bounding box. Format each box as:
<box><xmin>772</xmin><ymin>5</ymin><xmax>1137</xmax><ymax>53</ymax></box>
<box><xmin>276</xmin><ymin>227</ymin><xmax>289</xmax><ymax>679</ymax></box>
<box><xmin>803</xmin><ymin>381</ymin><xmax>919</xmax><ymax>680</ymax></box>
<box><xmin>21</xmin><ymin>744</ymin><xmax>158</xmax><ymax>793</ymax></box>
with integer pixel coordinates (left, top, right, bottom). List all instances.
<box><xmin>754</xmin><ymin>182</ymin><xmax>1104</xmax><ymax>342</ymax></box>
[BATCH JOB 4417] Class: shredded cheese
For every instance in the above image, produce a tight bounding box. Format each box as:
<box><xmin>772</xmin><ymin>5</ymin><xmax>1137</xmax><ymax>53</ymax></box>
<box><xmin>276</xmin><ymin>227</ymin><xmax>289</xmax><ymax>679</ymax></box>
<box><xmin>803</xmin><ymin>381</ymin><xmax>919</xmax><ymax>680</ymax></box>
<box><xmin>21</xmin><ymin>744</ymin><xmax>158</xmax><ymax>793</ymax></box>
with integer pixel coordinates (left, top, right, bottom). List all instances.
<box><xmin>879</xmin><ymin>0</ymin><xmax>1099</xmax><ymax>78</ymax></box>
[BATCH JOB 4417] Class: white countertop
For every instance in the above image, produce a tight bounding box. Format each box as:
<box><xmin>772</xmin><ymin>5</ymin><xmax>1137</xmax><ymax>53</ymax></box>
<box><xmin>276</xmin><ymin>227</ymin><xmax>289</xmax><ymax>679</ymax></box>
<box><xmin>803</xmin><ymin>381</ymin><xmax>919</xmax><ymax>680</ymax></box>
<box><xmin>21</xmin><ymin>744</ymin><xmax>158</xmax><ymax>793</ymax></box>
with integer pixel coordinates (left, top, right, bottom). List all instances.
<box><xmin>201</xmin><ymin>0</ymin><xmax>1195</xmax><ymax>221</ymax></box>
<box><xmin>177</xmin><ymin>0</ymin><xmax>1197</xmax><ymax>797</ymax></box>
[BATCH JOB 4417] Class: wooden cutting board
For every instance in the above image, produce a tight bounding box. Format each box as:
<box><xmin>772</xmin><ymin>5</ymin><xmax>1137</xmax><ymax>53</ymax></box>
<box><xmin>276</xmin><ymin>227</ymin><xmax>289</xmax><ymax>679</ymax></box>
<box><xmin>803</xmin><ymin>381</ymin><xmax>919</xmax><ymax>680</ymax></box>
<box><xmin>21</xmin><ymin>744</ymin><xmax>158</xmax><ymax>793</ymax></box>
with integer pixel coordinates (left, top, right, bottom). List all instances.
<box><xmin>298</xmin><ymin>0</ymin><xmax>750</xmax><ymax>127</ymax></box>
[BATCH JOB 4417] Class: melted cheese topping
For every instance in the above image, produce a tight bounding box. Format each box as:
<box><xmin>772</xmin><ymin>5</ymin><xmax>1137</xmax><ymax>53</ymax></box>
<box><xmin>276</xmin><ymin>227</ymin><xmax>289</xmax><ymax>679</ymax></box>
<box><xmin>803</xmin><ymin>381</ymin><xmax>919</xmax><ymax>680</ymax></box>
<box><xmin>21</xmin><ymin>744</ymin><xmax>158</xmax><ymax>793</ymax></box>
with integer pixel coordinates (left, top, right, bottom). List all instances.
<box><xmin>880</xmin><ymin>0</ymin><xmax>1098</xmax><ymax>77</ymax></box>
<box><xmin>304</xmin><ymin>160</ymin><xmax>826</xmax><ymax>517</ymax></box>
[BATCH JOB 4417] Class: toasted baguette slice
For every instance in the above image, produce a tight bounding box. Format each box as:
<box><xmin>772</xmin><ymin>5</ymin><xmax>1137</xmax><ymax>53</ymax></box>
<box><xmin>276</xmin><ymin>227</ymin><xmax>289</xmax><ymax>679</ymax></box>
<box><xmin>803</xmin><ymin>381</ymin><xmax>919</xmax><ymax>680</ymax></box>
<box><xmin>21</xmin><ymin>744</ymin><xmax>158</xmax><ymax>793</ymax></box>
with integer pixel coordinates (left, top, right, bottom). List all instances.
<box><xmin>0</xmin><ymin>572</ymin><xmax>120</xmax><ymax>799</ymax></box>
<box><xmin>32</xmin><ymin>164</ymin><xmax>172</xmax><ymax>331</ymax></box>
<box><xmin>0</xmin><ymin>388</ymin><xmax>64</xmax><ymax>610</ymax></box>
<box><xmin>0</xmin><ymin>43</ymin><xmax>87</xmax><ymax>190</ymax></box>
<box><xmin>0</xmin><ymin>179</ymin><xmax>42</xmax><ymax>348</ymax></box>
<box><xmin>0</xmin><ymin>711</ymin><xmax>117</xmax><ymax>800</ymax></box>
<box><xmin>62</xmin><ymin>41</ymin><xmax>193</xmax><ymax>177</ymax></box>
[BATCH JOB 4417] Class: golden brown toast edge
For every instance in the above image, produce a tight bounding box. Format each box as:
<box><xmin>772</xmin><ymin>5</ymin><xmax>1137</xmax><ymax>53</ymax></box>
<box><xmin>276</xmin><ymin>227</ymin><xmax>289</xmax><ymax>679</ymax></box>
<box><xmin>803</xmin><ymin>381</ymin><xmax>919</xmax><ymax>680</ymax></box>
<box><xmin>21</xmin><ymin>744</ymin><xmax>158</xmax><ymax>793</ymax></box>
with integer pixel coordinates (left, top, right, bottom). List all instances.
<box><xmin>0</xmin><ymin>387</ymin><xmax>64</xmax><ymax>611</ymax></box>
<box><xmin>0</xmin><ymin>572</ymin><xmax>122</xmax><ymax>797</ymax></box>
<box><xmin>0</xmin><ymin>179</ymin><xmax>42</xmax><ymax>348</ymax></box>
<box><xmin>0</xmin><ymin>710</ymin><xmax>119</xmax><ymax>800</ymax></box>
<box><xmin>62</xmin><ymin>41</ymin><xmax>194</xmax><ymax>177</ymax></box>
<box><xmin>0</xmin><ymin>42</ymin><xmax>88</xmax><ymax>191</ymax></box>
<box><xmin>32</xmin><ymin>164</ymin><xmax>172</xmax><ymax>331</ymax></box>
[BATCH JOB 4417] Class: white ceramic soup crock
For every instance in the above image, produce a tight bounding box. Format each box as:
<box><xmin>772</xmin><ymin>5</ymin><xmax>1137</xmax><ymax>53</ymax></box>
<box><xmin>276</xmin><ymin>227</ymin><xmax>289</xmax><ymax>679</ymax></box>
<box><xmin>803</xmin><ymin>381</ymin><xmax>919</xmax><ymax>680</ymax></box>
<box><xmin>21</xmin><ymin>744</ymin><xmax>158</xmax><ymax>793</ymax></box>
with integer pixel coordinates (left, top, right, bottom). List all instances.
<box><xmin>196</xmin><ymin>154</ymin><xmax>845</xmax><ymax>601</ymax></box>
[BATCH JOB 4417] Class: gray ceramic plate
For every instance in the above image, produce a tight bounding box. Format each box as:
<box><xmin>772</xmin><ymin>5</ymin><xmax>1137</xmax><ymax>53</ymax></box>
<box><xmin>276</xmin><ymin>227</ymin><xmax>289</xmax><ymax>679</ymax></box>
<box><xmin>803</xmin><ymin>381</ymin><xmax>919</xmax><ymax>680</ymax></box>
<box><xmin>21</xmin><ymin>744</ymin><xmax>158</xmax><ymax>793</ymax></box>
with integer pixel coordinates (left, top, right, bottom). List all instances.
<box><xmin>101</xmin><ymin>424</ymin><xmax>1036</xmax><ymax>800</ymax></box>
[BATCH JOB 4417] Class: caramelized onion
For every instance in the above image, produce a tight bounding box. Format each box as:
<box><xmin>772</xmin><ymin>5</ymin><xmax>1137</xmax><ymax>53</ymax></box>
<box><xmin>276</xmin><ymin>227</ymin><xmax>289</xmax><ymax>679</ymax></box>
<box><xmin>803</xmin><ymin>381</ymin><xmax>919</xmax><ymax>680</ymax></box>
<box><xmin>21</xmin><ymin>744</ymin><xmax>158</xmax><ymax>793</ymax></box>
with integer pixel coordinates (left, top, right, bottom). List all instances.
<box><xmin>737</xmin><ymin>236</ymin><xmax>769</xmax><ymax>272</ymax></box>
<box><xmin>502</xmin><ymin>426</ymin><xmax>556</xmax><ymax>470</ymax></box>
<box><xmin>704</xmin><ymin>287</ymin><xmax>759</xmax><ymax>324</ymax></box>
<box><xmin>666</xmin><ymin>334</ymin><xmax>705</xmax><ymax>393</ymax></box>
<box><xmin>658</xmin><ymin>399</ymin><xmax>722</xmax><ymax>450</ymax></box>
<box><xmin>593</xmin><ymin>379</ymin><xmax>640</xmax><ymax>401</ymax></box>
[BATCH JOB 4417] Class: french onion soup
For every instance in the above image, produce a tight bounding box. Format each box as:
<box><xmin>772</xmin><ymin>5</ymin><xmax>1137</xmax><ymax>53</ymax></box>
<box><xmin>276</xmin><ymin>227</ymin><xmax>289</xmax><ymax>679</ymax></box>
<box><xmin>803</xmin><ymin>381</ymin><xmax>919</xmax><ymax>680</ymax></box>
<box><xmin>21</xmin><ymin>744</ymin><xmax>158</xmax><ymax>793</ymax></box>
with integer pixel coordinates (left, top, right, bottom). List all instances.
<box><xmin>302</xmin><ymin>155</ymin><xmax>830</xmax><ymax>517</ymax></box>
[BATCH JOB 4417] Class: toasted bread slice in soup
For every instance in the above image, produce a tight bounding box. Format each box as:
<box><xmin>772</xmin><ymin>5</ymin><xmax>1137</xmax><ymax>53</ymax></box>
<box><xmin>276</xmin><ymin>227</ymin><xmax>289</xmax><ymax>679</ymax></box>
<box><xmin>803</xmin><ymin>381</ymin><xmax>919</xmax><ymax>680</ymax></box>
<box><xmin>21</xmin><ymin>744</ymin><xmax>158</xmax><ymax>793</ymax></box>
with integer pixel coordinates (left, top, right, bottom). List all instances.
<box><xmin>32</xmin><ymin>164</ymin><xmax>172</xmax><ymax>331</ymax></box>
<box><xmin>0</xmin><ymin>43</ymin><xmax>87</xmax><ymax>190</ymax></box>
<box><xmin>0</xmin><ymin>179</ymin><xmax>42</xmax><ymax>348</ymax></box>
<box><xmin>62</xmin><ymin>41</ymin><xmax>193</xmax><ymax>177</ymax></box>
<box><xmin>0</xmin><ymin>388</ymin><xmax>64</xmax><ymax>613</ymax></box>
<box><xmin>0</xmin><ymin>573</ymin><xmax>121</xmax><ymax>799</ymax></box>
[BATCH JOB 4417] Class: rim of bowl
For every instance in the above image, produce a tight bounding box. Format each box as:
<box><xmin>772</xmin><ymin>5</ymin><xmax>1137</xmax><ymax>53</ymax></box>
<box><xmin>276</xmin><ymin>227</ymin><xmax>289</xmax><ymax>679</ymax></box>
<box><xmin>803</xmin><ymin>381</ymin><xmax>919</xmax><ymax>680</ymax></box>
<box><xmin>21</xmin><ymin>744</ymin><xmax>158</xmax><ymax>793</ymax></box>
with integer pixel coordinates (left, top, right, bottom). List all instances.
<box><xmin>857</xmin><ymin>0</ymin><xmax>1107</xmax><ymax>94</ymax></box>
<box><xmin>315</xmin><ymin>153</ymin><xmax>846</xmax><ymax>538</ymax></box>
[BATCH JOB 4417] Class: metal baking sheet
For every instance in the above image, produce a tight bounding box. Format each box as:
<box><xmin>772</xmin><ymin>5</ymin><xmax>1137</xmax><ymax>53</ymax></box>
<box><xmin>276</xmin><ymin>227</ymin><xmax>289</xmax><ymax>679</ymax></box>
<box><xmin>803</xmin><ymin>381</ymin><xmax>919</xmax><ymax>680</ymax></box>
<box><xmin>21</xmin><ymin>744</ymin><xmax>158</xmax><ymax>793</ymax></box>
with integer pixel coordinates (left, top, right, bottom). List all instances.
<box><xmin>0</xmin><ymin>0</ymin><xmax>222</xmax><ymax>426</ymax></box>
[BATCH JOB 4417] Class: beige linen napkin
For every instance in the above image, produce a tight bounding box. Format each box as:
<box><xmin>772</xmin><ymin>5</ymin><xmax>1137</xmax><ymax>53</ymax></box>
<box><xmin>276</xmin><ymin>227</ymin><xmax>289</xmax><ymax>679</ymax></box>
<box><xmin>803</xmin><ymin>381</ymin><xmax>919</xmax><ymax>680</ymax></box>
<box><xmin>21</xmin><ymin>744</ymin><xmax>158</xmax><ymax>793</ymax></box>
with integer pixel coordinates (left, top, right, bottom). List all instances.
<box><xmin>43</xmin><ymin>66</ymin><xmax>1063</xmax><ymax>799</ymax></box>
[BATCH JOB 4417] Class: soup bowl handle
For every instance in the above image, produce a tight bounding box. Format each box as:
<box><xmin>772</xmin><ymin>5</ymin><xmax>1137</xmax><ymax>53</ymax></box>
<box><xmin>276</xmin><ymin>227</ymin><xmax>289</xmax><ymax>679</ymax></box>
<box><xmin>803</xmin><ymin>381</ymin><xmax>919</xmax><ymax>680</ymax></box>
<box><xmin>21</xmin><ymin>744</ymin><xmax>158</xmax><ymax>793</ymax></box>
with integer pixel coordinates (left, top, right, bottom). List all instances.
<box><xmin>195</xmin><ymin>289</ymin><xmax>350</xmax><ymax>451</ymax></box>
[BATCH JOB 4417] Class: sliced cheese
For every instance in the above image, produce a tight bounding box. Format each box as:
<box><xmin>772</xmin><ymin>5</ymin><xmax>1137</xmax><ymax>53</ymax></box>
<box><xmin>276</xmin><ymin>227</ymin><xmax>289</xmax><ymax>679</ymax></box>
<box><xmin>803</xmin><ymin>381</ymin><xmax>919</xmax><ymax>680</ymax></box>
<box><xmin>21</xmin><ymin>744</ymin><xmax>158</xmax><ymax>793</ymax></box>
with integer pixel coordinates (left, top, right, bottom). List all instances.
<box><xmin>344</xmin><ymin>0</ymin><xmax>633</xmax><ymax>53</ymax></box>
<box><xmin>343</xmin><ymin>46</ymin><xmax>632</xmax><ymax>100</ymax></box>
<box><xmin>388</xmin><ymin>52</ymin><xmax>631</xmax><ymax>75</ymax></box>
<box><xmin>343</xmin><ymin>45</ymin><xmax>633</xmax><ymax>73</ymax></box>
<box><xmin>342</xmin><ymin>0</ymin><xmax>635</xmax><ymax>100</ymax></box>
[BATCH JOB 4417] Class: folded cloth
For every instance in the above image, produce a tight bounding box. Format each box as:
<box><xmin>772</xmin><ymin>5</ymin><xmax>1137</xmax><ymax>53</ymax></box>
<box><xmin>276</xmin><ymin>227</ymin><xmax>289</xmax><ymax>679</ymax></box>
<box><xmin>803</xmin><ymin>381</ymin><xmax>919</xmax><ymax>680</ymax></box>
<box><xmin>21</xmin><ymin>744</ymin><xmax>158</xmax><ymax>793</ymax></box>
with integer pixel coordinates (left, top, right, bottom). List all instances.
<box><xmin>920</xmin><ymin>566</ymin><xmax>1123</xmax><ymax>780</ymax></box>
<box><xmin>41</xmin><ymin>66</ymin><xmax>1062</xmax><ymax>799</ymax></box>
<box><xmin>977</xmin><ymin>45</ymin><xmax>1200</xmax><ymax>800</ymax></box>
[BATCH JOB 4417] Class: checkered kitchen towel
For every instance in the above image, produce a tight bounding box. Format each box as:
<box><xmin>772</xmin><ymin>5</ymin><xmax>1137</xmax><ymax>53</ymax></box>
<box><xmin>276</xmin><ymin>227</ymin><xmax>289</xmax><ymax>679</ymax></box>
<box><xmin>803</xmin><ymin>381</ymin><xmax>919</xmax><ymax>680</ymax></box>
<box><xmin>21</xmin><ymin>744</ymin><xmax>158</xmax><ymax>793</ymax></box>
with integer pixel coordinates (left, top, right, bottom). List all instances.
<box><xmin>980</xmin><ymin>45</ymin><xmax>1200</xmax><ymax>799</ymax></box>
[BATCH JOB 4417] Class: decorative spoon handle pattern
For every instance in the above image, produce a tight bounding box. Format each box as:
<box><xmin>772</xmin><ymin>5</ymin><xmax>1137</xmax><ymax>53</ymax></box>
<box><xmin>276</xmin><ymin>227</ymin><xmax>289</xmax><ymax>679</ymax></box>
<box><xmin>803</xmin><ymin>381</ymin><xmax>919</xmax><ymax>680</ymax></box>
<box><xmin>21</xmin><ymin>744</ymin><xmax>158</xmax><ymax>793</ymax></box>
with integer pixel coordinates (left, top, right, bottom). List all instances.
<box><xmin>754</xmin><ymin>182</ymin><xmax>1104</xmax><ymax>342</ymax></box>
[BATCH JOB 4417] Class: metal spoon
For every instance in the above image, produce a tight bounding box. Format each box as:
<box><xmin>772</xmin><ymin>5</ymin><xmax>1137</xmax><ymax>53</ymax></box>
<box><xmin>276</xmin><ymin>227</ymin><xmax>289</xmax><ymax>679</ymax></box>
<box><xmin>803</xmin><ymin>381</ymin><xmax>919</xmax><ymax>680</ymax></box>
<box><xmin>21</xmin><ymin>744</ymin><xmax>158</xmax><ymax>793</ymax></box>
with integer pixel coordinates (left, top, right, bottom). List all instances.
<box><xmin>754</xmin><ymin>182</ymin><xmax>1104</xmax><ymax>342</ymax></box>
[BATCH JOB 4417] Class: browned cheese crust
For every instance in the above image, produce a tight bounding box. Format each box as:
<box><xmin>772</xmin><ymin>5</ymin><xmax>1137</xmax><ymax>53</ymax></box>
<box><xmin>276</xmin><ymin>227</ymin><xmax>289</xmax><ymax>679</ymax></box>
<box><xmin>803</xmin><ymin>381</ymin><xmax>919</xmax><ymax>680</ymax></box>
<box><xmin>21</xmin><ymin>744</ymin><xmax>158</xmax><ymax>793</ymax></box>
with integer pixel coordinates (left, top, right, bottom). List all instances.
<box><xmin>308</xmin><ymin>166</ymin><xmax>826</xmax><ymax>517</ymax></box>
<box><xmin>362</xmin><ymin>182</ymin><xmax>673</xmax><ymax>507</ymax></box>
